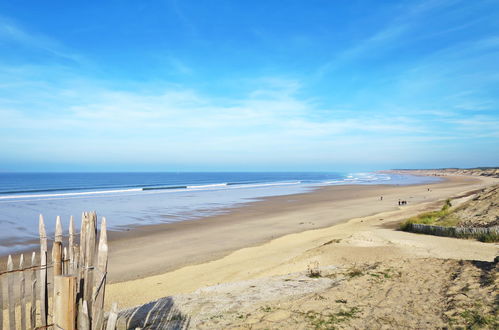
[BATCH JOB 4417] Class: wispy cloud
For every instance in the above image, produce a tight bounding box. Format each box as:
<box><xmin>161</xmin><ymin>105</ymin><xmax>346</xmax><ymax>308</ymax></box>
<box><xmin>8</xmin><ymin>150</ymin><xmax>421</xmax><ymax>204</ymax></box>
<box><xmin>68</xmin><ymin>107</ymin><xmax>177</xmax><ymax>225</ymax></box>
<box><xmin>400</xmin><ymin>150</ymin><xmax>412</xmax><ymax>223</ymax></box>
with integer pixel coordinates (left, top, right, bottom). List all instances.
<box><xmin>1</xmin><ymin>70</ymin><xmax>496</xmax><ymax>168</ymax></box>
<box><xmin>0</xmin><ymin>16</ymin><xmax>83</xmax><ymax>64</ymax></box>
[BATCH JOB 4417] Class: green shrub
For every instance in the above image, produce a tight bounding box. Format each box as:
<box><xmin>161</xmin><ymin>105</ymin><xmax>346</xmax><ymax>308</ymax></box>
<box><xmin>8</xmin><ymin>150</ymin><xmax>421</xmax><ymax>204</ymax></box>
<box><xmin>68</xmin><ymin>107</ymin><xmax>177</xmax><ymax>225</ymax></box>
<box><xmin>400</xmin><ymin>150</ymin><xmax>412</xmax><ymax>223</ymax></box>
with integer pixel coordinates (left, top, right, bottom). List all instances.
<box><xmin>477</xmin><ymin>232</ymin><xmax>499</xmax><ymax>243</ymax></box>
<box><xmin>400</xmin><ymin>200</ymin><xmax>453</xmax><ymax>230</ymax></box>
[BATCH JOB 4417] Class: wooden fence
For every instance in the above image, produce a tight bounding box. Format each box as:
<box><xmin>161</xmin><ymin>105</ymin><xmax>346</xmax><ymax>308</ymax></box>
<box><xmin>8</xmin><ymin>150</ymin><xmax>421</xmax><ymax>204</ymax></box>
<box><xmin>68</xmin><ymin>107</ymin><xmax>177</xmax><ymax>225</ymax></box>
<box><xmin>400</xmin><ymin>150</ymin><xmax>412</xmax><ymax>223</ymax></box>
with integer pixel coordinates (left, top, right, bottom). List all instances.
<box><xmin>407</xmin><ymin>223</ymin><xmax>499</xmax><ymax>239</ymax></box>
<box><xmin>1</xmin><ymin>212</ymin><xmax>119</xmax><ymax>330</ymax></box>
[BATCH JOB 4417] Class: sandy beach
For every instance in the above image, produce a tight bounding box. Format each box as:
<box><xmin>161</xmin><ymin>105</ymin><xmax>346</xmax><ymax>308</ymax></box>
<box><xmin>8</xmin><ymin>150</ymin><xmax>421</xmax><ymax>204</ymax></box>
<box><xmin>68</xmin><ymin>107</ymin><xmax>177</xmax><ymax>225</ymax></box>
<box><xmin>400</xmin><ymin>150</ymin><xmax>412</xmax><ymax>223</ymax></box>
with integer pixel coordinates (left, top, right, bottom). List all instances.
<box><xmin>104</xmin><ymin>173</ymin><xmax>499</xmax><ymax>312</ymax></box>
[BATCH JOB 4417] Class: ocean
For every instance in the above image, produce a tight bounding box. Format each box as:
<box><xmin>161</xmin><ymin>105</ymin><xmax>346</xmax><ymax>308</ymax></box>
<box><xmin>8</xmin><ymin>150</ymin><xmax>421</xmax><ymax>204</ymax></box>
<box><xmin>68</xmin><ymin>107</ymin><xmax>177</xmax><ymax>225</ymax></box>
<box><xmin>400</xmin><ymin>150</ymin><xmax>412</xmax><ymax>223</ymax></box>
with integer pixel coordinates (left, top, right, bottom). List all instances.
<box><xmin>0</xmin><ymin>172</ymin><xmax>439</xmax><ymax>254</ymax></box>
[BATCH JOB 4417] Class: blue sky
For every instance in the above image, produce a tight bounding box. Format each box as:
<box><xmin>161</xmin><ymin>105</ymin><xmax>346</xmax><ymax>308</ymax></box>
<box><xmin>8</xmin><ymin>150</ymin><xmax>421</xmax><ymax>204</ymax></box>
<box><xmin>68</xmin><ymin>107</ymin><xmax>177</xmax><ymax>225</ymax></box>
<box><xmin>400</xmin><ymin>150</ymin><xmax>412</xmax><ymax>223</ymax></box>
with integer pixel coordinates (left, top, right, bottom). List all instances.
<box><xmin>0</xmin><ymin>0</ymin><xmax>498</xmax><ymax>171</ymax></box>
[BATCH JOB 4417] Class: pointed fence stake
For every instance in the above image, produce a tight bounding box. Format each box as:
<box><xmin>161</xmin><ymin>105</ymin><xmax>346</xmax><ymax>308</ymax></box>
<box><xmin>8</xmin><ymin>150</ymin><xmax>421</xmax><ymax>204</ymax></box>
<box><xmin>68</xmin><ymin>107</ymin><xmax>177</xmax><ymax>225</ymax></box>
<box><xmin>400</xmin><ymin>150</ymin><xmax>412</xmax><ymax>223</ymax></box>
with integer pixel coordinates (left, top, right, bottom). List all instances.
<box><xmin>69</xmin><ymin>215</ymin><xmax>75</xmax><ymax>273</ymax></box>
<box><xmin>92</xmin><ymin>217</ymin><xmax>109</xmax><ymax>328</ymax></box>
<box><xmin>19</xmin><ymin>254</ymin><xmax>27</xmax><ymax>330</ymax></box>
<box><xmin>30</xmin><ymin>252</ymin><xmax>37</xmax><ymax>329</ymax></box>
<box><xmin>39</xmin><ymin>214</ymin><xmax>48</xmax><ymax>326</ymax></box>
<box><xmin>7</xmin><ymin>255</ymin><xmax>16</xmax><ymax>330</ymax></box>
<box><xmin>78</xmin><ymin>212</ymin><xmax>88</xmax><ymax>295</ymax></box>
<box><xmin>84</xmin><ymin>212</ymin><xmax>97</xmax><ymax>315</ymax></box>
<box><xmin>55</xmin><ymin>215</ymin><xmax>63</xmax><ymax>243</ymax></box>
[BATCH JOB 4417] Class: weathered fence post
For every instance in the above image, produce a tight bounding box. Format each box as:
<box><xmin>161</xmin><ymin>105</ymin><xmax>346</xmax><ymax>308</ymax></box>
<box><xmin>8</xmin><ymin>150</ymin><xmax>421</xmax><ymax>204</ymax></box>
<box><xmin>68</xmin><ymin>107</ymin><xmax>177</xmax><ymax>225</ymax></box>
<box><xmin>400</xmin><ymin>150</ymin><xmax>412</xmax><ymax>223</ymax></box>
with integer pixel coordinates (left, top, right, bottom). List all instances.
<box><xmin>84</xmin><ymin>212</ymin><xmax>97</xmax><ymax>316</ymax></box>
<box><xmin>106</xmin><ymin>302</ymin><xmax>119</xmax><ymax>330</ymax></box>
<box><xmin>53</xmin><ymin>241</ymin><xmax>63</xmax><ymax>276</ymax></box>
<box><xmin>54</xmin><ymin>275</ymin><xmax>77</xmax><ymax>330</ymax></box>
<box><xmin>78</xmin><ymin>299</ymin><xmax>91</xmax><ymax>330</ymax></box>
<box><xmin>7</xmin><ymin>255</ymin><xmax>16</xmax><ymax>330</ymax></box>
<box><xmin>92</xmin><ymin>217</ymin><xmax>109</xmax><ymax>329</ymax></box>
<box><xmin>78</xmin><ymin>212</ymin><xmax>88</xmax><ymax>296</ymax></box>
<box><xmin>69</xmin><ymin>215</ymin><xmax>75</xmax><ymax>273</ymax></box>
<box><xmin>63</xmin><ymin>247</ymin><xmax>68</xmax><ymax>274</ymax></box>
<box><xmin>0</xmin><ymin>212</ymin><xmax>115</xmax><ymax>330</ymax></box>
<box><xmin>19</xmin><ymin>254</ymin><xmax>27</xmax><ymax>330</ymax></box>
<box><xmin>0</xmin><ymin>261</ymin><xmax>3</xmax><ymax>330</ymax></box>
<box><xmin>39</xmin><ymin>215</ymin><xmax>48</xmax><ymax>326</ymax></box>
<box><xmin>30</xmin><ymin>251</ymin><xmax>37</xmax><ymax>329</ymax></box>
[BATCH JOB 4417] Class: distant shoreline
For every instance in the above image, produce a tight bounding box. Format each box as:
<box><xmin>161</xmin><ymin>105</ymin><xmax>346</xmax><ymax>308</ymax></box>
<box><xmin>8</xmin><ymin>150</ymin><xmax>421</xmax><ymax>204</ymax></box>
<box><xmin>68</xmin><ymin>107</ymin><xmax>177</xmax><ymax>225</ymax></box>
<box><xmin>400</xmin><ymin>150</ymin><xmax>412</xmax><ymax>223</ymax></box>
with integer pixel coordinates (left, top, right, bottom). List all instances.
<box><xmin>2</xmin><ymin>171</ymin><xmax>494</xmax><ymax>284</ymax></box>
<box><xmin>104</xmin><ymin>172</ymin><xmax>494</xmax><ymax>283</ymax></box>
<box><xmin>103</xmin><ymin>172</ymin><xmax>499</xmax><ymax>310</ymax></box>
<box><xmin>0</xmin><ymin>171</ymin><xmax>439</xmax><ymax>256</ymax></box>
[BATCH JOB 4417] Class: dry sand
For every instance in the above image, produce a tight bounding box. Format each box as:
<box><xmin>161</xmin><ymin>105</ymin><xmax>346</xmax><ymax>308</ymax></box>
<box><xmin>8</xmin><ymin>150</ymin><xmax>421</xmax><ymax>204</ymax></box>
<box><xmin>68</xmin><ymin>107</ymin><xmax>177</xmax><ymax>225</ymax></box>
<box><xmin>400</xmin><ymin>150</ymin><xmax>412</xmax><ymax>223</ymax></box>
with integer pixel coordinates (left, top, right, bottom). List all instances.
<box><xmin>105</xmin><ymin>174</ymin><xmax>499</xmax><ymax>312</ymax></box>
<box><xmin>159</xmin><ymin>258</ymin><xmax>497</xmax><ymax>329</ymax></box>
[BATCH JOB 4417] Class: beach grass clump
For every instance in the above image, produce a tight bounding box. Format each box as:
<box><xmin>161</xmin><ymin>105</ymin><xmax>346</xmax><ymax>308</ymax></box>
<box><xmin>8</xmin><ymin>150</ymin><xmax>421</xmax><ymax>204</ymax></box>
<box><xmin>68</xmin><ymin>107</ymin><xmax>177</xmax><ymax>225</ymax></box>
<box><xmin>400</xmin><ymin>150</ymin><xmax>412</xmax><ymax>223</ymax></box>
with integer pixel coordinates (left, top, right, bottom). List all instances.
<box><xmin>307</xmin><ymin>261</ymin><xmax>322</xmax><ymax>278</ymax></box>
<box><xmin>459</xmin><ymin>309</ymin><xmax>498</xmax><ymax>329</ymax></box>
<box><xmin>400</xmin><ymin>200</ymin><xmax>453</xmax><ymax>230</ymax></box>
<box><xmin>346</xmin><ymin>267</ymin><xmax>363</xmax><ymax>278</ymax></box>
<box><xmin>477</xmin><ymin>232</ymin><xmax>499</xmax><ymax>243</ymax></box>
<box><xmin>260</xmin><ymin>306</ymin><xmax>273</xmax><ymax>313</ymax></box>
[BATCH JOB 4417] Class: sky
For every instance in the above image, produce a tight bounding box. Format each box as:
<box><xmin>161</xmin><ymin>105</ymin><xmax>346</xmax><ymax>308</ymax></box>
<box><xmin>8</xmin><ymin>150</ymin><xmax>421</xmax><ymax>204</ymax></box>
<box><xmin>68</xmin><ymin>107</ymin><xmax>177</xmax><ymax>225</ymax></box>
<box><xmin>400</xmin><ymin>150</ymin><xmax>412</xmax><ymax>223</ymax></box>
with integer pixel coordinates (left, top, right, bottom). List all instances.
<box><xmin>0</xmin><ymin>0</ymin><xmax>498</xmax><ymax>172</ymax></box>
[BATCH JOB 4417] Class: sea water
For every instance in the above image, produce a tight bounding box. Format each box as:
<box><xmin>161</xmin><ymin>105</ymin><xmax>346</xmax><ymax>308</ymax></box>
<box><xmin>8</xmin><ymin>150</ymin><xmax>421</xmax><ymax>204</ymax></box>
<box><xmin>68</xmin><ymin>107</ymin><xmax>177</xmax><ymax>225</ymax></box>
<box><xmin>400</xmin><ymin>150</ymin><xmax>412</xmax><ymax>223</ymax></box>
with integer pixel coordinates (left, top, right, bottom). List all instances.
<box><xmin>0</xmin><ymin>172</ymin><xmax>440</xmax><ymax>254</ymax></box>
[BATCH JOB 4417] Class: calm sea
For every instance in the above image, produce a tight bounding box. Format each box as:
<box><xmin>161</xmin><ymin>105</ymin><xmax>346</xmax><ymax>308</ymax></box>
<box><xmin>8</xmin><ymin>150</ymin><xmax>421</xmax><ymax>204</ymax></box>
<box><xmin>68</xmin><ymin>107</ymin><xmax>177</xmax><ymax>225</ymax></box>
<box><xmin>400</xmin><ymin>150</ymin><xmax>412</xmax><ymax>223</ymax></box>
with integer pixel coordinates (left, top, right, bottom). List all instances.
<box><xmin>0</xmin><ymin>172</ymin><xmax>439</xmax><ymax>254</ymax></box>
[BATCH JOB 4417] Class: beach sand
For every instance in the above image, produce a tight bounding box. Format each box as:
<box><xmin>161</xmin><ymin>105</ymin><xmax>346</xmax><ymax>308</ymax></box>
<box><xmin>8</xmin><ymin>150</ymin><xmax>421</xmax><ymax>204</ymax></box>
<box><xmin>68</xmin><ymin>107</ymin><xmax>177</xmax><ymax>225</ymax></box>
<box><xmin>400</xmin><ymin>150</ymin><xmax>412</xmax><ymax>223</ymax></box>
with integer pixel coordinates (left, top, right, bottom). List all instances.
<box><xmin>104</xmin><ymin>174</ymin><xmax>499</xmax><ymax>310</ymax></box>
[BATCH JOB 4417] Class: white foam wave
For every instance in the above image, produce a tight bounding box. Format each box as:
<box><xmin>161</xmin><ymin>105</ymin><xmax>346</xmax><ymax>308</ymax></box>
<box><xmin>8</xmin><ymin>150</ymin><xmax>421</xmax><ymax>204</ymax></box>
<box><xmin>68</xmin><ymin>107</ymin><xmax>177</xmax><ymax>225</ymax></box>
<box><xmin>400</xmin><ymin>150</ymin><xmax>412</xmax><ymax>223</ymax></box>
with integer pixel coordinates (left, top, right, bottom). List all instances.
<box><xmin>228</xmin><ymin>181</ymin><xmax>301</xmax><ymax>189</ymax></box>
<box><xmin>0</xmin><ymin>188</ymin><xmax>143</xmax><ymax>200</ymax></box>
<box><xmin>186</xmin><ymin>183</ymin><xmax>228</xmax><ymax>189</ymax></box>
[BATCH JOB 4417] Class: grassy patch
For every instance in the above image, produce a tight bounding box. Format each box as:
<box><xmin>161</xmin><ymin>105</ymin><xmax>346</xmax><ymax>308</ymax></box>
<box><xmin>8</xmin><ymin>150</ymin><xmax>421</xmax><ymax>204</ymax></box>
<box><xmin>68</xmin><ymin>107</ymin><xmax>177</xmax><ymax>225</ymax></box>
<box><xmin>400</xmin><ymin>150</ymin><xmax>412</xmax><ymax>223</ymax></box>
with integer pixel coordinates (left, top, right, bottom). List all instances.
<box><xmin>304</xmin><ymin>307</ymin><xmax>361</xmax><ymax>329</ymax></box>
<box><xmin>400</xmin><ymin>200</ymin><xmax>454</xmax><ymax>230</ymax></box>
<box><xmin>477</xmin><ymin>232</ymin><xmax>499</xmax><ymax>243</ymax></box>
<box><xmin>400</xmin><ymin>198</ymin><xmax>499</xmax><ymax>242</ymax></box>
<box><xmin>459</xmin><ymin>309</ymin><xmax>498</xmax><ymax>329</ymax></box>
<box><xmin>367</xmin><ymin>267</ymin><xmax>400</xmax><ymax>282</ymax></box>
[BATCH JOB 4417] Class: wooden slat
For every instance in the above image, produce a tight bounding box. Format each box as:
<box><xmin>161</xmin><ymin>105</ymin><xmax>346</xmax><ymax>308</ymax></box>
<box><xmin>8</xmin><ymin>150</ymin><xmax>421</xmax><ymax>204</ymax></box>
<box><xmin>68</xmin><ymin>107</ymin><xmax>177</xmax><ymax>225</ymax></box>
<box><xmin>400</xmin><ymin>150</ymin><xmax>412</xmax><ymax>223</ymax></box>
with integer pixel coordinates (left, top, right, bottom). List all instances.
<box><xmin>19</xmin><ymin>254</ymin><xmax>26</xmax><ymax>330</ymax></box>
<box><xmin>106</xmin><ymin>302</ymin><xmax>119</xmax><ymax>330</ymax></box>
<box><xmin>52</xmin><ymin>240</ymin><xmax>63</xmax><ymax>320</ymax></box>
<box><xmin>7</xmin><ymin>255</ymin><xmax>16</xmax><ymax>330</ymax></box>
<box><xmin>69</xmin><ymin>215</ymin><xmax>75</xmax><ymax>274</ymax></box>
<box><xmin>63</xmin><ymin>247</ymin><xmax>68</xmax><ymax>274</ymax></box>
<box><xmin>77</xmin><ymin>299</ymin><xmax>90</xmax><ymax>330</ymax></box>
<box><xmin>39</xmin><ymin>214</ymin><xmax>48</xmax><ymax>326</ymax></box>
<box><xmin>0</xmin><ymin>257</ymin><xmax>3</xmax><ymax>330</ymax></box>
<box><xmin>78</xmin><ymin>212</ymin><xmax>88</xmax><ymax>296</ymax></box>
<box><xmin>74</xmin><ymin>246</ymin><xmax>80</xmax><ymax>278</ymax></box>
<box><xmin>92</xmin><ymin>217</ymin><xmax>108</xmax><ymax>329</ymax></box>
<box><xmin>30</xmin><ymin>252</ymin><xmax>37</xmax><ymax>329</ymax></box>
<box><xmin>94</xmin><ymin>309</ymin><xmax>104</xmax><ymax>330</ymax></box>
<box><xmin>53</xmin><ymin>275</ymin><xmax>76</xmax><ymax>330</ymax></box>
<box><xmin>53</xmin><ymin>241</ymin><xmax>63</xmax><ymax>276</ymax></box>
<box><xmin>84</xmin><ymin>212</ymin><xmax>97</xmax><ymax>315</ymax></box>
<box><xmin>54</xmin><ymin>215</ymin><xmax>63</xmax><ymax>275</ymax></box>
